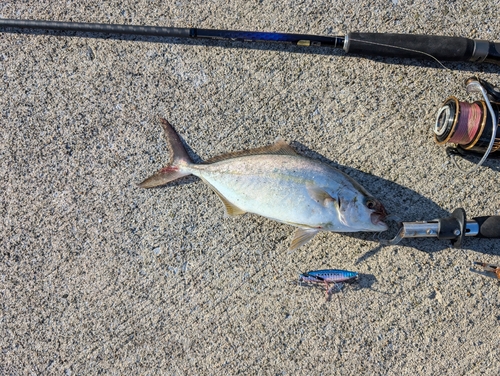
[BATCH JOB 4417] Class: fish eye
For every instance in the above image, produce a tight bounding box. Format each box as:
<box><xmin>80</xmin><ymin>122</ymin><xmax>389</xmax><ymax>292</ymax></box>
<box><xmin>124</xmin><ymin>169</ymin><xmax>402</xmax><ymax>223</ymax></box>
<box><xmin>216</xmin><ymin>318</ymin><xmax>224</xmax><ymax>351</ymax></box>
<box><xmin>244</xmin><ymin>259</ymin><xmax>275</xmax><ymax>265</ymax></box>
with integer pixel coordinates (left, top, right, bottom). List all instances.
<box><xmin>366</xmin><ymin>200</ymin><xmax>376</xmax><ymax>210</ymax></box>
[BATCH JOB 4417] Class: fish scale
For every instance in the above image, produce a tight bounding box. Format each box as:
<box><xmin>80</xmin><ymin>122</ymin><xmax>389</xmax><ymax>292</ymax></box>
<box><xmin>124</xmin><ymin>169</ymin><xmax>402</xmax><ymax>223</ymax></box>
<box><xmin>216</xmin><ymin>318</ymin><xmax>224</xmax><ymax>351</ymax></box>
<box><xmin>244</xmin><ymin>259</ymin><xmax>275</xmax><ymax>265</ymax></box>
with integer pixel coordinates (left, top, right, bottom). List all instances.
<box><xmin>192</xmin><ymin>155</ymin><xmax>347</xmax><ymax>226</ymax></box>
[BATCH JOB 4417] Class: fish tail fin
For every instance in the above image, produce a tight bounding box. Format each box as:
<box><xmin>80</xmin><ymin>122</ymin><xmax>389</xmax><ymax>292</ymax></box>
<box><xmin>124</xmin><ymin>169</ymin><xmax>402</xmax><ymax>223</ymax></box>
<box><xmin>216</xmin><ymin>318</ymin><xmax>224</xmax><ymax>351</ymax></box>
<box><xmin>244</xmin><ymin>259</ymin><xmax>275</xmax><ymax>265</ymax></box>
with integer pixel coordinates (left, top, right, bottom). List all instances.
<box><xmin>138</xmin><ymin>118</ymin><xmax>193</xmax><ymax>188</ymax></box>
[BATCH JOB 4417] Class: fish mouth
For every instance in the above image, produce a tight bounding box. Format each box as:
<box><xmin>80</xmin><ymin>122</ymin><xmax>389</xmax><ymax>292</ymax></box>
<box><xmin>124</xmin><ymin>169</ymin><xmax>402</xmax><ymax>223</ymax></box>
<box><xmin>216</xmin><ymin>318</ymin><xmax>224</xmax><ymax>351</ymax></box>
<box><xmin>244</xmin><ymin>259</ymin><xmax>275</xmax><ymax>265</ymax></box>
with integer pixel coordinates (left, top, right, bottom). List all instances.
<box><xmin>371</xmin><ymin>212</ymin><xmax>387</xmax><ymax>228</ymax></box>
<box><xmin>370</xmin><ymin>202</ymin><xmax>388</xmax><ymax>229</ymax></box>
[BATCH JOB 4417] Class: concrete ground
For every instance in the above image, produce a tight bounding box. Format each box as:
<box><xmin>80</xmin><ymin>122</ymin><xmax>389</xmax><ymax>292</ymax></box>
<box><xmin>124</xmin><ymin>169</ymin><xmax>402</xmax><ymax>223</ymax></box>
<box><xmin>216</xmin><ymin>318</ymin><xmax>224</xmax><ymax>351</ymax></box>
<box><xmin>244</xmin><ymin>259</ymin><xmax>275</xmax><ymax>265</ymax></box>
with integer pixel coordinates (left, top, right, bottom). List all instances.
<box><xmin>1</xmin><ymin>1</ymin><xmax>499</xmax><ymax>374</ymax></box>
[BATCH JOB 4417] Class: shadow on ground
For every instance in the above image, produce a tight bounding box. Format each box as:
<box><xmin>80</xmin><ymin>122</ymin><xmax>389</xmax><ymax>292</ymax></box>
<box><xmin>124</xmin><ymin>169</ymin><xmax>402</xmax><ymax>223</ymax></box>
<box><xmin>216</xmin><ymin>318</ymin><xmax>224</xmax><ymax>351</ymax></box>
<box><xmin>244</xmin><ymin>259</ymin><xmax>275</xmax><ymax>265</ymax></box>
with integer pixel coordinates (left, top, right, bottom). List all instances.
<box><xmin>290</xmin><ymin>141</ymin><xmax>500</xmax><ymax>259</ymax></box>
<box><xmin>138</xmin><ymin>123</ymin><xmax>500</xmax><ymax>262</ymax></box>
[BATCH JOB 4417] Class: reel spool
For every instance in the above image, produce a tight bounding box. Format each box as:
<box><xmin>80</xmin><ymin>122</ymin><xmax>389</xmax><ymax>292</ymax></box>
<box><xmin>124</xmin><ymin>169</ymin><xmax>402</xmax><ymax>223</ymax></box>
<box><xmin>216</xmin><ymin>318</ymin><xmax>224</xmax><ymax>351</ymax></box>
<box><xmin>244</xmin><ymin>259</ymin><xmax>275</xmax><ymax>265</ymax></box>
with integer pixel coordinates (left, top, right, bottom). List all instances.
<box><xmin>434</xmin><ymin>77</ymin><xmax>500</xmax><ymax>170</ymax></box>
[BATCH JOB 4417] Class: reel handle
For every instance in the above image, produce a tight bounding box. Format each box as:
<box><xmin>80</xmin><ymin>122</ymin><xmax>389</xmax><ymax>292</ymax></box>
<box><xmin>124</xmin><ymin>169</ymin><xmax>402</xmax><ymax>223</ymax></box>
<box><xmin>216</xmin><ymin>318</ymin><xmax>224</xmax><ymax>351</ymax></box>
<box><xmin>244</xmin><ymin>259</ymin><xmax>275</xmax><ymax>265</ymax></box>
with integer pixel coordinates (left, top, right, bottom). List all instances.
<box><xmin>345</xmin><ymin>33</ymin><xmax>500</xmax><ymax>65</ymax></box>
<box><xmin>472</xmin><ymin>216</ymin><xmax>500</xmax><ymax>238</ymax></box>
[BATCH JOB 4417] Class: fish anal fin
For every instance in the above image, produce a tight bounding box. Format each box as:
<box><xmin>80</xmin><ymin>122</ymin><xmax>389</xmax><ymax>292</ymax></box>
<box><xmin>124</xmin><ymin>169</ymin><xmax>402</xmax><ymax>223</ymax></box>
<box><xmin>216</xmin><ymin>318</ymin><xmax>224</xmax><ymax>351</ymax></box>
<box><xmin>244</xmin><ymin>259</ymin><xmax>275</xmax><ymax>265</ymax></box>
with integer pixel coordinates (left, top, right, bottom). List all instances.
<box><xmin>289</xmin><ymin>228</ymin><xmax>320</xmax><ymax>250</ymax></box>
<box><xmin>203</xmin><ymin>138</ymin><xmax>297</xmax><ymax>164</ymax></box>
<box><xmin>307</xmin><ymin>186</ymin><xmax>337</xmax><ymax>207</ymax></box>
<box><xmin>201</xmin><ymin>178</ymin><xmax>246</xmax><ymax>217</ymax></box>
<box><xmin>216</xmin><ymin>191</ymin><xmax>246</xmax><ymax>217</ymax></box>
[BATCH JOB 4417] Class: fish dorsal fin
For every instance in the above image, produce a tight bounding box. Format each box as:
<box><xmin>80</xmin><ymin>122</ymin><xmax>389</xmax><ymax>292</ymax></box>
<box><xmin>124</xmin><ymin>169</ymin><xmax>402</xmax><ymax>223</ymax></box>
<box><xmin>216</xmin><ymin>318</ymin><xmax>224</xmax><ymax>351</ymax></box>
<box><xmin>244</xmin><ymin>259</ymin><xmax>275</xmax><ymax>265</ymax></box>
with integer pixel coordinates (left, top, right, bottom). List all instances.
<box><xmin>203</xmin><ymin>138</ymin><xmax>297</xmax><ymax>164</ymax></box>
<box><xmin>200</xmin><ymin>178</ymin><xmax>246</xmax><ymax>217</ymax></box>
<box><xmin>307</xmin><ymin>186</ymin><xmax>338</xmax><ymax>207</ymax></box>
<box><xmin>289</xmin><ymin>228</ymin><xmax>320</xmax><ymax>250</ymax></box>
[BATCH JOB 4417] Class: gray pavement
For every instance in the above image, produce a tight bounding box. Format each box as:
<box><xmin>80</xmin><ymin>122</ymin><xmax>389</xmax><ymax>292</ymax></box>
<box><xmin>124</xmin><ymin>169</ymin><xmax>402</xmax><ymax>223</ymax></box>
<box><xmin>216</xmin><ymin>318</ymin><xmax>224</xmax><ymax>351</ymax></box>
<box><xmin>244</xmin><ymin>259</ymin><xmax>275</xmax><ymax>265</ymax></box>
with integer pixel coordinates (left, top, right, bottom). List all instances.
<box><xmin>1</xmin><ymin>1</ymin><xmax>499</xmax><ymax>374</ymax></box>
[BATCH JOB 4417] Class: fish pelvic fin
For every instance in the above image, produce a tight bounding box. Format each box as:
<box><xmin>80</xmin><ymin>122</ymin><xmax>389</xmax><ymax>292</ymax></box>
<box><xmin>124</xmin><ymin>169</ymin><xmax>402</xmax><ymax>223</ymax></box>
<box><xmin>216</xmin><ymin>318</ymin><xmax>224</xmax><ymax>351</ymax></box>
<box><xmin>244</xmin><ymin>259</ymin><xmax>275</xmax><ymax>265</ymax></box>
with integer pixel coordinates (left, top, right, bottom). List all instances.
<box><xmin>203</xmin><ymin>138</ymin><xmax>297</xmax><ymax>164</ymax></box>
<box><xmin>289</xmin><ymin>228</ymin><xmax>320</xmax><ymax>251</ymax></box>
<box><xmin>138</xmin><ymin>118</ymin><xmax>193</xmax><ymax>188</ymax></box>
<box><xmin>200</xmin><ymin>178</ymin><xmax>246</xmax><ymax>217</ymax></box>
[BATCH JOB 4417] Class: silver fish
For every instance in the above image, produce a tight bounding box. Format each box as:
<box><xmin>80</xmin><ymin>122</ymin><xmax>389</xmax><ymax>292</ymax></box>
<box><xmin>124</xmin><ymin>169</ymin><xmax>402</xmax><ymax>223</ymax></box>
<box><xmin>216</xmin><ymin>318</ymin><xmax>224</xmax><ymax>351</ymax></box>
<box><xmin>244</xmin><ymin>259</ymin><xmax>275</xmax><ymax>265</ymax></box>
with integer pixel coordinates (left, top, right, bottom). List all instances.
<box><xmin>139</xmin><ymin>119</ymin><xmax>388</xmax><ymax>250</ymax></box>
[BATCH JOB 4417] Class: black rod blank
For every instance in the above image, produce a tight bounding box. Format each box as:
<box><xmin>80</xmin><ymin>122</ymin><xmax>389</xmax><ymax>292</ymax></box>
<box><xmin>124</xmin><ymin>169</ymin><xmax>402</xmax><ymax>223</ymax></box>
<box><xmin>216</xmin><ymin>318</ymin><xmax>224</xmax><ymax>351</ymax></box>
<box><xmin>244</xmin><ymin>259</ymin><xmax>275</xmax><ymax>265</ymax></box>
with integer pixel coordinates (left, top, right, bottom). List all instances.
<box><xmin>0</xmin><ymin>18</ymin><xmax>343</xmax><ymax>47</ymax></box>
<box><xmin>1</xmin><ymin>18</ymin><xmax>500</xmax><ymax>65</ymax></box>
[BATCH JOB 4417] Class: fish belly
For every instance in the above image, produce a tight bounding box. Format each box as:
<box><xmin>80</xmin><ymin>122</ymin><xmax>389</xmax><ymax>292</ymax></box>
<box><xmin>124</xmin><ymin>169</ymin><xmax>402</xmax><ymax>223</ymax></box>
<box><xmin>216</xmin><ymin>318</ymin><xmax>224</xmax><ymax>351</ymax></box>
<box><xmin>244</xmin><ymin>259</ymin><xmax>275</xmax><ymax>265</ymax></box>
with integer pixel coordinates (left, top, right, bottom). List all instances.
<box><xmin>186</xmin><ymin>155</ymin><xmax>343</xmax><ymax>228</ymax></box>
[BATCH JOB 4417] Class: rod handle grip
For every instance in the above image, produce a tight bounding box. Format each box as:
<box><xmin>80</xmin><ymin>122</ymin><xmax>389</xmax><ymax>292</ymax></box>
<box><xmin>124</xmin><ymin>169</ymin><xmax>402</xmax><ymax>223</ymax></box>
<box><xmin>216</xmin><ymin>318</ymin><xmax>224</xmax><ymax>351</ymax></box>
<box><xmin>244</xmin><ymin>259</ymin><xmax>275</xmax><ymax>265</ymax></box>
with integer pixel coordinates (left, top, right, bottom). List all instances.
<box><xmin>472</xmin><ymin>216</ymin><xmax>500</xmax><ymax>238</ymax></box>
<box><xmin>345</xmin><ymin>32</ymin><xmax>500</xmax><ymax>65</ymax></box>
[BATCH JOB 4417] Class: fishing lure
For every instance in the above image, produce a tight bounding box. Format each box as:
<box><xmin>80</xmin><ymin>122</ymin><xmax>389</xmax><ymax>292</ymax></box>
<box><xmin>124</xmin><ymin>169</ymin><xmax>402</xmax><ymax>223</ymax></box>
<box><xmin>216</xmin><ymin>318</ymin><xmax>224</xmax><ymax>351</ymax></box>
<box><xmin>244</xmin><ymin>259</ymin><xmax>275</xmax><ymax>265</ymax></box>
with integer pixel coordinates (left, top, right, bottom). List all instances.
<box><xmin>298</xmin><ymin>269</ymin><xmax>358</xmax><ymax>299</ymax></box>
<box><xmin>474</xmin><ymin>262</ymin><xmax>500</xmax><ymax>280</ymax></box>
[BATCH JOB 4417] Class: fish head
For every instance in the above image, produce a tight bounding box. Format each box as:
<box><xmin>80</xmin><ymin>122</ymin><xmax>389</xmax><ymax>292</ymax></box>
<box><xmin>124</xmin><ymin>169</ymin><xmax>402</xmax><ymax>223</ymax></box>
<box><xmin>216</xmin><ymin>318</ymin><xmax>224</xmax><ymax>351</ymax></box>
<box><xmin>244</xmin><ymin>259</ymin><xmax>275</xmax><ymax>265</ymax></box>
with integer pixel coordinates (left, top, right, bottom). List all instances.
<box><xmin>338</xmin><ymin>194</ymin><xmax>388</xmax><ymax>232</ymax></box>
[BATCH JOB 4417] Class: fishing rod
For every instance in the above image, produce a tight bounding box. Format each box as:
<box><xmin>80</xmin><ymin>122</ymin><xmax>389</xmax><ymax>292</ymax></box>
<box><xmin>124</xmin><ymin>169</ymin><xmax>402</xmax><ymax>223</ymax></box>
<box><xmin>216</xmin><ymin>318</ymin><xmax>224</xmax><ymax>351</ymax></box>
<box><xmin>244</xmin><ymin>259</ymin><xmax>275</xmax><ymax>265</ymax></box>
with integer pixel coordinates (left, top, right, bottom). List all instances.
<box><xmin>3</xmin><ymin>19</ymin><xmax>499</xmax><ymax>170</ymax></box>
<box><xmin>1</xmin><ymin>18</ymin><xmax>500</xmax><ymax>66</ymax></box>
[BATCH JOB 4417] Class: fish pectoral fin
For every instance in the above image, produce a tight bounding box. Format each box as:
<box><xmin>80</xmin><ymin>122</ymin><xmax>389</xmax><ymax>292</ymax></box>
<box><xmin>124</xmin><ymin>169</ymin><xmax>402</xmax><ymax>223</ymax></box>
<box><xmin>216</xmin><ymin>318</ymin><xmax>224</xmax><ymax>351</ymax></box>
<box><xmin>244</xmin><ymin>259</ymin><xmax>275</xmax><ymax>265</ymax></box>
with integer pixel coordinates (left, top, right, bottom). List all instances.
<box><xmin>201</xmin><ymin>178</ymin><xmax>246</xmax><ymax>217</ymax></box>
<box><xmin>289</xmin><ymin>228</ymin><xmax>320</xmax><ymax>250</ymax></box>
<box><xmin>203</xmin><ymin>138</ymin><xmax>297</xmax><ymax>164</ymax></box>
<box><xmin>306</xmin><ymin>186</ymin><xmax>337</xmax><ymax>207</ymax></box>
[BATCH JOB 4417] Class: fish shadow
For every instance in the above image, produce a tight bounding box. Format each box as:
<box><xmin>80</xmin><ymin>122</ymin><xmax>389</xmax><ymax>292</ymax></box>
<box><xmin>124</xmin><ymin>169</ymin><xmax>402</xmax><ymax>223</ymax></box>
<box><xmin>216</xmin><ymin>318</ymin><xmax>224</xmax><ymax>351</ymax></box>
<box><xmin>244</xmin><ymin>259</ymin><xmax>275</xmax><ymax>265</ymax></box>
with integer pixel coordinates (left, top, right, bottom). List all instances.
<box><xmin>290</xmin><ymin>141</ymin><xmax>500</xmax><ymax>259</ymax></box>
<box><xmin>140</xmin><ymin>130</ymin><xmax>499</xmax><ymax>258</ymax></box>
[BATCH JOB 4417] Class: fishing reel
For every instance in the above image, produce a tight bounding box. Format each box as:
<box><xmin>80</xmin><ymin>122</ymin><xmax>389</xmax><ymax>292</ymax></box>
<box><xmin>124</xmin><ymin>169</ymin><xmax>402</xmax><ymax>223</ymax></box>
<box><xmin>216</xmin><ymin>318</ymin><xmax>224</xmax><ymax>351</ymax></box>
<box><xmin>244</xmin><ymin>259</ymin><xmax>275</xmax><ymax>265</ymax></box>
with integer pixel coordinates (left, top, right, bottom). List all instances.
<box><xmin>434</xmin><ymin>77</ymin><xmax>500</xmax><ymax>170</ymax></box>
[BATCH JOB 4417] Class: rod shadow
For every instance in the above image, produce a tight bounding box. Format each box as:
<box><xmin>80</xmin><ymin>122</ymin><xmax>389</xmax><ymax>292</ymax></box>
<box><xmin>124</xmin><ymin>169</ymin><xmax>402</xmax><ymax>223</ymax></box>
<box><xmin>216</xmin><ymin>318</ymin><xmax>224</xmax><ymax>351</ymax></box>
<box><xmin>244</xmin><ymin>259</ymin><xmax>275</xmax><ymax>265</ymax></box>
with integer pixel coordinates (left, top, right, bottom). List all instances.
<box><xmin>2</xmin><ymin>28</ymin><xmax>498</xmax><ymax>73</ymax></box>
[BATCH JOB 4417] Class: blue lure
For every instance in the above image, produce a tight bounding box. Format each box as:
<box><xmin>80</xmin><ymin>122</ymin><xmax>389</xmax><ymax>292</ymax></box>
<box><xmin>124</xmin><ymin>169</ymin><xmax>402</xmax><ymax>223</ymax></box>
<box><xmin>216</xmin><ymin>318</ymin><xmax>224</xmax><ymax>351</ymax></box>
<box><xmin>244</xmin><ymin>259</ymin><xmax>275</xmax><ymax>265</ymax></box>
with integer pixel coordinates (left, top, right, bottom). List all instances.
<box><xmin>299</xmin><ymin>269</ymin><xmax>358</xmax><ymax>299</ymax></box>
